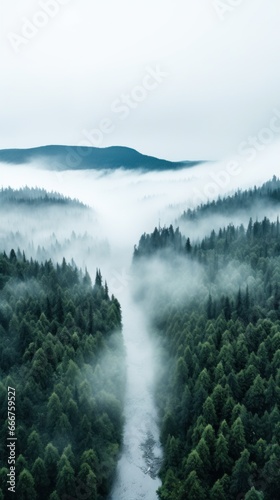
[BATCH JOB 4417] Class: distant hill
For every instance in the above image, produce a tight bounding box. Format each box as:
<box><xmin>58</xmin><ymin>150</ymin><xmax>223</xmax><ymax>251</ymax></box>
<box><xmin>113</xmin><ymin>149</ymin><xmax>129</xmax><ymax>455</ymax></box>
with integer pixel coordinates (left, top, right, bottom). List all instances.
<box><xmin>0</xmin><ymin>145</ymin><xmax>201</xmax><ymax>171</ymax></box>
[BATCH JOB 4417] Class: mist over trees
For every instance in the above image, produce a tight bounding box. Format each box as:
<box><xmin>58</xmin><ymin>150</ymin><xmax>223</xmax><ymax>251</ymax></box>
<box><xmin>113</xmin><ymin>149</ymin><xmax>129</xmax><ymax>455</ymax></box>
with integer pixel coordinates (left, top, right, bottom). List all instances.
<box><xmin>177</xmin><ymin>176</ymin><xmax>280</xmax><ymax>243</ymax></box>
<box><xmin>0</xmin><ymin>187</ymin><xmax>87</xmax><ymax>208</ymax></box>
<box><xmin>181</xmin><ymin>176</ymin><xmax>280</xmax><ymax>223</ymax></box>
<box><xmin>133</xmin><ymin>184</ymin><xmax>280</xmax><ymax>499</ymax></box>
<box><xmin>1</xmin><ymin>177</ymin><xmax>280</xmax><ymax>499</ymax></box>
<box><xmin>0</xmin><ymin>251</ymin><xmax>125</xmax><ymax>499</ymax></box>
<box><xmin>0</xmin><ymin>188</ymin><xmax>109</xmax><ymax>270</ymax></box>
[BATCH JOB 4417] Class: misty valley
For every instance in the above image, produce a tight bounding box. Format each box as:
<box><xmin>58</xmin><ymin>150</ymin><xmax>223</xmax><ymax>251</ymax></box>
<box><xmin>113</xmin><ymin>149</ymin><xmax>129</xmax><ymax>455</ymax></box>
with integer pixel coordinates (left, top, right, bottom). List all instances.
<box><xmin>0</xmin><ymin>161</ymin><xmax>280</xmax><ymax>500</ymax></box>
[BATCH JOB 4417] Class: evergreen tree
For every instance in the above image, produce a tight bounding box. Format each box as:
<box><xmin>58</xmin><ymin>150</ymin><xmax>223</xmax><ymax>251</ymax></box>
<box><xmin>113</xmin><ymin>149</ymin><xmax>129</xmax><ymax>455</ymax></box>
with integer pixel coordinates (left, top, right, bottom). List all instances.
<box><xmin>214</xmin><ymin>433</ymin><xmax>231</xmax><ymax>474</ymax></box>
<box><xmin>209</xmin><ymin>480</ymin><xmax>227</xmax><ymax>500</ymax></box>
<box><xmin>17</xmin><ymin>469</ymin><xmax>36</xmax><ymax>500</ymax></box>
<box><xmin>230</xmin><ymin>449</ymin><xmax>251</xmax><ymax>498</ymax></box>
<box><xmin>32</xmin><ymin>458</ymin><xmax>49</xmax><ymax>495</ymax></box>
<box><xmin>244</xmin><ymin>488</ymin><xmax>264</xmax><ymax>500</ymax></box>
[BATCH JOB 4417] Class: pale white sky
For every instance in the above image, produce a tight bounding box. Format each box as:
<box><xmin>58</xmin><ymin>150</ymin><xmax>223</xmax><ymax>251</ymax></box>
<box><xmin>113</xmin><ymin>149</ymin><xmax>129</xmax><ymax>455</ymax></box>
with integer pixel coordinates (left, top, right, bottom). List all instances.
<box><xmin>1</xmin><ymin>0</ymin><xmax>279</xmax><ymax>160</ymax></box>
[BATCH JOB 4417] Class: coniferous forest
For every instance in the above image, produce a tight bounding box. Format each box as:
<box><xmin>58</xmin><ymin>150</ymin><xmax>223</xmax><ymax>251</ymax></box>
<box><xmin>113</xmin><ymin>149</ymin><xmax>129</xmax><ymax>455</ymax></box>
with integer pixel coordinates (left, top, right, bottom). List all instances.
<box><xmin>1</xmin><ymin>179</ymin><xmax>280</xmax><ymax>499</ymax></box>
<box><xmin>133</xmin><ymin>182</ymin><xmax>280</xmax><ymax>499</ymax></box>
<box><xmin>2</xmin><ymin>2</ymin><xmax>279</xmax><ymax>498</ymax></box>
<box><xmin>0</xmin><ymin>252</ymin><xmax>125</xmax><ymax>499</ymax></box>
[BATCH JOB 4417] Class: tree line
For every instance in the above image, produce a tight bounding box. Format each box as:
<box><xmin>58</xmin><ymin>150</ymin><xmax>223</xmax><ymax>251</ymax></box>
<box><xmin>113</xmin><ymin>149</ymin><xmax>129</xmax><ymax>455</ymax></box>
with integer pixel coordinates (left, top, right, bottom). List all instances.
<box><xmin>0</xmin><ymin>187</ymin><xmax>86</xmax><ymax>208</ymax></box>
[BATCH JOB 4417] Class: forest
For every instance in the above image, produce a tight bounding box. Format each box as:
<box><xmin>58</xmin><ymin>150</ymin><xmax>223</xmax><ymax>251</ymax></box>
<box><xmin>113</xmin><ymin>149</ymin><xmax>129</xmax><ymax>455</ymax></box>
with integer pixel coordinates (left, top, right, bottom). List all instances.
<box><xmin>0</xmin><ymin>188</ymin><xmax>86</xmax><ymax>208</ymax></box>
<box><xmin>133</xmin><ymin>183</ymin><xmax>280</xmax><ymax>499</ymax></box>
<box><xmin>0</xmin><ymin>187</ymin><xmax>108</xmax><ymax>270</ymax></box>
<box><xmin>180</xmin><ymin>176</ymin><xmax>280</xmax><ymax>222</ymax></box>
<box><xmin>1</xmin><ymin>179</ymin><xmax>280</xmax><ymax>499</ymax></box>
<box><xmin>0</xmin><ymin>252</ymin><xmax>125</xmax><ymax>499</ymax></box>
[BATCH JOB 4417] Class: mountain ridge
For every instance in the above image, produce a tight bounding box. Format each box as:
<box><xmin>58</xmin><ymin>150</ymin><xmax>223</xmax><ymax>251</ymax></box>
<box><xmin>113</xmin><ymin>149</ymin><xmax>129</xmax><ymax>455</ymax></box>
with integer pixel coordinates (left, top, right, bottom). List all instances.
<box><xmin>0</xmin><ymin>145</ymin><xmax>202</xmax><ymax>171</ymax></box>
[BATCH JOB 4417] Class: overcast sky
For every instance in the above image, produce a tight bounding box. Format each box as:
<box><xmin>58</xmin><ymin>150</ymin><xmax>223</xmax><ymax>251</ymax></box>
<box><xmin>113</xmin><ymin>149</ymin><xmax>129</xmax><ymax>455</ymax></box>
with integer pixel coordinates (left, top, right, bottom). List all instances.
<box><xmin>1</xmin><ymin>0</ymin><xmax>280</xmax><ymax>161</ymax></box>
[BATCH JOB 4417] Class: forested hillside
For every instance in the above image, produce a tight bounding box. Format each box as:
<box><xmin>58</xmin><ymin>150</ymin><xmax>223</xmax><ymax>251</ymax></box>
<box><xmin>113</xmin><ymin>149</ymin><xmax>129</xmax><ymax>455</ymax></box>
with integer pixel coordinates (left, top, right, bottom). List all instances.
<box><xmin>181</xmin><ymin>176</ymin><xmax>280</xmax><ymax>223</ymax></box>
<box><xmin>0</xmin><ymin>187</ymin><xmax>86</xmax><ymax>208</ymax></box>
<box><xmin>0</xmin><ymin>188</ymin><xmax>109</xmax><ymax>268</ymax></box>
<box><xmin>0</xmin><ymin>252</ymin><xmax>125</xmax><ymax>499</ymax></box>
<box><xmin>134</xmin><ymin>215</ymin><xmax>280</xmax><ymax>499</ymax></box>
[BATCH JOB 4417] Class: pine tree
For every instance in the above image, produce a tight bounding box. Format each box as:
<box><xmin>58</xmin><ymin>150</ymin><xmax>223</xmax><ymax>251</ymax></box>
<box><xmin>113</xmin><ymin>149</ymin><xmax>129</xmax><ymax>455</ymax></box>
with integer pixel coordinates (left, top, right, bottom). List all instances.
<box><xmin>44</xmin><ymin>443</ymin><xmax>59</xmax><ymax>483</ymax></box>
<box><xmin>230</xmin><ymin>449</ymin><xmax>251</xmax><ymax>498</ymax></box>
<box><xmin>203</xmin><ymin>397</ymin><xmax>217</xmax><ymax>426</ymax></box>
<box><xmin>186</xmin><ymin>237</ymin><xmax>192</xmax><ymax>253</ymax></box>
<box><xmin>214</xmin><ymin>433</ymin><xmax>231</xmax><ymax>474</ymax></box>
<box><xmin>246</xmin><ymin>375</ymin><xmax>266</xmax><ymax>414</ymax></box>
<box><xmin>77</xmin><ymin>463</ymin><xmax>98</xmax><ymax>500</ymax></box>
<box><xmin>184</xmin><ymin>450</ymin><xmax>203</xmax><ymax>477</ymax></box>
<box><xmin>95</xmin><ymin>269</ymin><xmax>102</xmax><ymax>287</ymax></box>
<box><xmin>230</xmin><ymin>417</ymin><xmax>246</xmax><ymax>459</ymax></box>
<box><xmin>210</xmin><ymin>479</ymin><xmax>227</xmax><ymax>500</ymax></box>
<box><xmin>182</xmin><ymin>471</ymin><xmax>206</xmax><ymax>500</ymax></box>
<box><xmin>27</xmin><ymin>430</ymin><xmax>43</xmax><ymax>462</ymax></box>
<box><xmin>32</xmin><ymin>458</ymin><xmax>49</xmax><ymax>495</ymax></box>
<box><xmin>56</xmin><ymin>459</ymin><xmax>76</xmax><ymax>496</ymax></box>
<box><xmin>196</xmin><ymin>437</ymin><xmax>211</xmax><ymax>473</ymax></box>
<box><xmin>17</xmin><ymin>469</ymin><xmax>36</xmax><ymax>500</ymax></box>
<box><xmin>244</xmin><ymin>487</ymin><xmax>264</xmax><ymax>499</ymax></box>
<box><xmin>16</xmin><ymin>455</ymin><xmax>28</xmax><ymax>476</ymax></box>
<box><xmin>47</xmin><ymin>393</ymin><xmax>63</xmax><ymax>432</ymax></box>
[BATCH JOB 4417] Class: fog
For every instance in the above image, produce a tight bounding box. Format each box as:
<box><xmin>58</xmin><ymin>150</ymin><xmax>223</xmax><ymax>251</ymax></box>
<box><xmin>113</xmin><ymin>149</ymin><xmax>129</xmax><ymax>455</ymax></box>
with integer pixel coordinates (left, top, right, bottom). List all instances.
<box><xmin>1</xmin><ymin>139</ymin><xmax>280</xmax><ymax>253</ymax></box>
<box><xmin>0</xmin><ymin>142</ymin><xmax>280</xmax><ymax>498</ymax></box>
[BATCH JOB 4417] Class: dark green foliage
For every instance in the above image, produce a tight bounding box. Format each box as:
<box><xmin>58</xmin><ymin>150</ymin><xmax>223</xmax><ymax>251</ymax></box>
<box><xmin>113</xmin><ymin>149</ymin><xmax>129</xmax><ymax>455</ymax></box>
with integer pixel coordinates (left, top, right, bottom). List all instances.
<box><xmin>134</xmin><ymin>208</ymin><xmax>280</xmax><ymax>499</ymax></box>
<box><xmin>17</xmin><ymin>469</ymin><xmax>36</xmax><ymax>500</ymax></box>
<box><xmin>0</xmin><ymin>253</ymin><xmax>125</xmax><ymax>499</ymax></box>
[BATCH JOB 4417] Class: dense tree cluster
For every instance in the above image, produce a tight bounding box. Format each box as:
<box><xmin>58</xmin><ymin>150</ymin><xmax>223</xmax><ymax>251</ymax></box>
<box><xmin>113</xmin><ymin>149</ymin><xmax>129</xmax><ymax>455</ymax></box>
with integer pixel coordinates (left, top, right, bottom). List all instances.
<box><xmin>0</xmin><ymin>252</ymin><xmax>125</xmax><ymax>499</ymax></box>
<box><xmin>134</xmin><ymin>216</ymin><xmax>280</xmax><ymax>265</ymax></box>
<box><xmin>133</xmin><ymin>224</ymin><xmax>184</xmax><ymax>257</ymax></box>
<box><xmin>134</xmin><ymin>212</ymin><xmax>280</xmax><ymax>498</ymax></box>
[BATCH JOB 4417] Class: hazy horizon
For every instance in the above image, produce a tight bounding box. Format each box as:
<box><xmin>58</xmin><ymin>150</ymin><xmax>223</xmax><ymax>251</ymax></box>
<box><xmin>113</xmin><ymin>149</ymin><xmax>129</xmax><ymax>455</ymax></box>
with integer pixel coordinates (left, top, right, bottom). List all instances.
<box><xmin>2</xmin><ymin>0</ymin><xmax>280</xmax><ymax>161</ymax></box>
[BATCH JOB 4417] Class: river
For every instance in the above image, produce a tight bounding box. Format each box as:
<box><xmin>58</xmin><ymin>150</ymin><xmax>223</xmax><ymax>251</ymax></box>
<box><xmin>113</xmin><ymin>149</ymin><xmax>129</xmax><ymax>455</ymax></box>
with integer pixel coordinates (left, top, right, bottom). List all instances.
<box><xmin>109</xmin><ymin>289</ymin><xmax>162</xmax><ymax>499</ymax></box>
